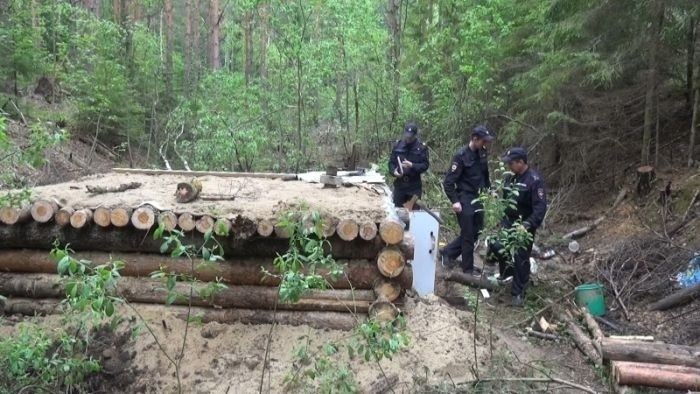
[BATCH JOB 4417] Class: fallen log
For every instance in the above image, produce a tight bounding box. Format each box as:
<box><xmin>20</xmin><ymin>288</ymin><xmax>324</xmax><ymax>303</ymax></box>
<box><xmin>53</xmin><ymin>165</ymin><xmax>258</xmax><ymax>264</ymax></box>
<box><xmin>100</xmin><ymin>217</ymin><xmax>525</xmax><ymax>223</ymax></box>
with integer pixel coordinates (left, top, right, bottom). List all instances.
<box><xmin>336</xmin><ymin>219</ymin><xmax>359</xmax><ymax>241</ymax></box>
<box><xmin>0</xmin><ymin>223</ymin><xmax>396</xmax><ymax>259</ymax></box>
<box><xmin>377</xmin><ymin>247</ymin><xmax>405</xmax><ymax>278</ymax></box>
<box><xmin>177</xmin><ymin>213</ymin><xmax>196</xmax><ymax>231</ymax></box>
<box><xmin>0</xmin><ymin>206</ymin><xmax>31</xmax><ymax>225</ymax></box>
<box><xmin>1</xmin><ymin>297</ymin><xmax>62</xmax><ymax>316</ymax></box>
<box><xmin>113</xmin><ymin>168</ymin><xmax>298</xmax><ymax>181</ymax></box>
<box><xmin>321</xmin><ymin>216</ymin><xmax>339</xmax><ymax>238</ymax></box>
<box><xmin>131</xmin><ymin>206</ymin><xmax>156</xmax><ymax>230</ymax></box>
<box><xmin>581</xmin><ymin>307</ymin><xmax>604</xmax><ymax>356</ymax></box>
<box><xmin>110</xmin><ymin>207</ymin><xmax>132</xmax><ymax>227</ymax></box>
<box><xmin>175</xmin><ymin>180</ymin><xmax>202</xmax><ymax>203</ymax></box>
<box><xmin>602</xmin><ymin>338</ymin><xmax>700</xmax><ymax>368</ymax></box>
<box><xmin>612</xmin><ymin>361</ymin><xmax>700</xmax><ymax>391</ymax></box>
<box><xmin>563</xmin><ymin>188</ymin><xmax>627</xmax><ymax>240</ymax></box>
<box><xmin>442</xmin><ymin>271</ymin><xmax>497</xmax><ymax>291</ymax></box>
<box><xmin>195</xmin><ymin>215</ymin><xmax>214</xmax><ymax>234</ymax></box>
<box><xmin>559</xmin><ymin>311</ymin><xmax>602</xmax><ymax>366</ymax></box>
<box><xmin>177</xmin><ymin>307</ymin><xmax>360</xmax><ymax>331</ymax></box>
<box><xmin>86</xmin><ymin>182</ymin><xmax>141</xmax><ymax>195</ymax></box>
<box><xmin>157</xmin><ymin>211</ymin><xmax>178</xmax><ymax>232</ymax></box>
<box><xmin>0</xmin><ymin>249</ymin><xmax>413</xmax><ymax>290</ymax></box>
<box><xmin>359</xmin><ymin>221</ymin><xmax>378</xmax><ymax>241</ymax></box>
<box><xmin>0</xmin><ymin>273</ymin><xmax>372</xmax><ymax>313</ymax></box>
<box><xmin>608</xmin><ymin>335</ymin><xmax>654</xmax><ymax>342</ymax></box>
<box><xmin>30</xmin><ymin>200</ymin><xmax>58</xmax><ymax>223</ymax></box>
<box><xmin>379</xmin><ymin>218</ymin><xmax>404</xmax><ymax>245</ymax></box>
<box><xmin>70</xmin><ymin>208</ymin><xmax>92</xmax><ymax>230</ymax></box>
<box><xmin>54</xmin><ymin>207</ymin><xmax>74</xmax><ymax>227</ymax></box>
<box><xmin>93</xmin><ymin>207</ymin><xmax>111</xmax><ymax>227</ymax></box>
<box><xmin>648</xmin><ymin>282</ymin><xmax>700</xmax><ymax>311</ymax></box>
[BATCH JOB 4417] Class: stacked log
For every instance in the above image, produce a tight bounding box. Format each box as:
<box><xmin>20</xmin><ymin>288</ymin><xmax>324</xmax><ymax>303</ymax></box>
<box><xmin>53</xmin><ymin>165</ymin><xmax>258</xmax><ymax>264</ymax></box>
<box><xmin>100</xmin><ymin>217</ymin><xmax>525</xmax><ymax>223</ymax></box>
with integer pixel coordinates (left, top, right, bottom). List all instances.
<box><xmin>0</xmin><ymin>199</ymin><xmax>414</xmax><ymax>329</ymax></box>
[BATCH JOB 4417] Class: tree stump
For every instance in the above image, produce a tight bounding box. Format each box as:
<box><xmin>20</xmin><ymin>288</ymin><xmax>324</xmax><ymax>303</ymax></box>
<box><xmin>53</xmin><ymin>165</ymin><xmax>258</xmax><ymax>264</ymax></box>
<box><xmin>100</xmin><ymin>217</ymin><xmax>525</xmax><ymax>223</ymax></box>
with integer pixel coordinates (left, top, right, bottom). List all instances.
<box><xmin>93</xmin><ymin>207</ymin><xmax>111</xmax><ymax>227</ymax></box>
<box><xmin>636</xmin><ymin>166</ymin><xmax>655</xmax><ymax>197</ymax></box>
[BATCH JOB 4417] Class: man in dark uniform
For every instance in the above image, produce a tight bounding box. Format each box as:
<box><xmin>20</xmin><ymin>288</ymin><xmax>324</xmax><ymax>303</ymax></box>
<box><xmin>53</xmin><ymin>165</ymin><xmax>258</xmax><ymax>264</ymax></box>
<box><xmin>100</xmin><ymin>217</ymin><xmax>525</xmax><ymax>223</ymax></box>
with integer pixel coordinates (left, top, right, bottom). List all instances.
<box><xmin>388</xmin><ymin>122</ymin><xmax>429</xmax><ymax>207</ymax></box>
<box><xmin>441</xmin><ymin>126</ymin><xmax>494</xmax><ymax>274</ymax></box>
<box><xmin>489</xmin><ymin>147</ymin><xmax>547</xmax><ymax>307</ymax></box>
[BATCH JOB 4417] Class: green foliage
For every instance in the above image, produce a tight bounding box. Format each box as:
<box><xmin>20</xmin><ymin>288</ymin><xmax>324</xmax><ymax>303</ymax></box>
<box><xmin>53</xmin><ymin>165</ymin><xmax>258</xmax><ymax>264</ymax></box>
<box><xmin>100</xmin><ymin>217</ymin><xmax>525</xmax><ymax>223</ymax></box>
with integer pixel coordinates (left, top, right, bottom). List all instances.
<box><xmin>350</xmin><ymin>316</ymin><xmax>410</xmax><ymax>363</ymax></box>
<box><xmin>264</xmin><ymin>209</ymin><xmax>343</xmax><ymax>304</ymax></box>
<box><xmin>0</xmin><ymin>323</ymin><xmax>100</xmax><ymax>393</ymax></box>
<box><xmin>285</xmin><ymin>337</ymin><xmax>359</xmax><ymax>394</ymax></box>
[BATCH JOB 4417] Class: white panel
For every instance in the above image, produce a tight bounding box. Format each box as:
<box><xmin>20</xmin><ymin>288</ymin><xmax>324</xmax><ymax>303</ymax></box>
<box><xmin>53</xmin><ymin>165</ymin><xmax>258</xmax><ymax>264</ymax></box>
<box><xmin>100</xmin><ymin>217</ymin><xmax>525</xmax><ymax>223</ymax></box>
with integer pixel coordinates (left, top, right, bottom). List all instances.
<box><xmin>408</xmin><ymin>211</ymin><xmax>440</xmax><ymax>296</ymax></box>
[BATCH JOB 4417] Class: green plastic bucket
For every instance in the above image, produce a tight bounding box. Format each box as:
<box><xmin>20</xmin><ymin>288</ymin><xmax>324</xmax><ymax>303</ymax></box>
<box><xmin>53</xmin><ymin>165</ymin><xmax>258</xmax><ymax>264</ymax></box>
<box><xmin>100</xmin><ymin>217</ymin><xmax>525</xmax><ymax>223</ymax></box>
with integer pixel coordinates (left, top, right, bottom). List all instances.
<box><xmin>575</xmin><ymin>283</ymin><xmax>606</xmax><ymax>316</ymax></box>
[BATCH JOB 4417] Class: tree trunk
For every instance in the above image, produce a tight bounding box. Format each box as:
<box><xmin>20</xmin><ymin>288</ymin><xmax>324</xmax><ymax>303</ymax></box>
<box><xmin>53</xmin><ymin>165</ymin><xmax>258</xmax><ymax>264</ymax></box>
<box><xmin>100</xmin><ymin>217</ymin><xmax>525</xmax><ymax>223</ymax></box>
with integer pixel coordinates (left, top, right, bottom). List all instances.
<box><xmin>0</xmin><ymin>249</ymin><xmax>413</xmax><ymax>290</ymax></box>
<box><xmin>690</xmin><ymin>84</ymin><xmax>699</xmax><ymax>167</ymax></box>
<box><xmin>0</xmin><ymin>273</ymin><xmax>372</xmax><ymax>313</ymax></box>
<box><xmin>208</xmin><ymin>0</ymin><xmax>221</xmax><ymax>69</ymax></box>
<box><xmin>648</xmin><ymin>282</ymin><xmax>700</xmax><ymax>311</ymax></box>
<box><xmin>243</xmin><ymin>11</ymin><xmax>254</xmax><ymax>86</ymax></box>
<box><xmin>386</xmin><ymin>0</ymin><xmax>401</xmax><ymax>130</ymax></box>
<box><xmin>0</xmin><ymin>223</ymin><xmax>395</xmax><ymax>260</ymax></box>
<box><xmin>192</xmin><ymin>0</ymin><xmax>201</xmax><ymax>82</ymax></box>
<box><xmin>602</xmin><ymin>339</ymin><xmax>700</xmax><ymax>368</ymax></box>
<box><xmin>164</xmin><ymin>0</ymin><xmax>174</xmax><ymax>103</ymax></box>
<box><xmin>641</xmin><ymin>0</ymin><xmax>664</xmax><ymax>166</ymax></box>
<box><xmin>560</xmin><ymin>311</ymin><xmax>603</xmax><ymax>366</ymax></box>
<box><xmin>184</xmin><ymin>0</ymin><xmax>193</xmax><ymax>91</ymax></box>
<box><xmin>687</xmin><ymin>16</ymin><xmax>696</xmax><ymax>109</ymax></box>
<box><xmin>613</xmin><ymin>361</ymin><xmax>700</xmax><ymax>391</ymax></box>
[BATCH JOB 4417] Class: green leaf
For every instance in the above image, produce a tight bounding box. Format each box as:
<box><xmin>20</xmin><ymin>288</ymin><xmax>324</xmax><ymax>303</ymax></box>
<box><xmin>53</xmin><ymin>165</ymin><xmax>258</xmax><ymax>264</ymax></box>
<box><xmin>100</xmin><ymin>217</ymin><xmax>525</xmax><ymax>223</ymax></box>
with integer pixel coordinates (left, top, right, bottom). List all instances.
<box><xmin>160</xmin><ymin>241</ymin><xmax>169</xmax><ymax>254</ymax></box>
<box><xmin>166</xmin><ymin>293</ymin><xmax>177</xmax><ymax>305</ymax></box>
<box><xmin>57</xmin><ymin>256</ymin><xmax>70</xmax><ymax>275</ymax></box>
<box><xmin>166</xmin><ymin>275</ymin><xmax>176</xmax><ymax>291</ymax></box>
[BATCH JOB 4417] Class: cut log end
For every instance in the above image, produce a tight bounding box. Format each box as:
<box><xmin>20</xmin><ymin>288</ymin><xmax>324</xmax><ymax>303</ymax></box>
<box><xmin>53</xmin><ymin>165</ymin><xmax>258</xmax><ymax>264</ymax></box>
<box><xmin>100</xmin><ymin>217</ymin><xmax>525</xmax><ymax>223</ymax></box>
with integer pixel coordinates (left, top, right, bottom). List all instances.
<box><xmin>176</xmin><ymin>180</ymin><xmax>202</xmax><ymax>203</ymax></box>
<box><xmin>379</xmin><ymin>218</ymin><xmax>404</xmax><ymax>245</ymax></box>
<box><xmin>214</xmin><ymin>218</ymin><xmax>232</xmax><ymax>237</ymax></box>
<box><xmin>195</xmin><ymin>215</ymin><xmax>215</xmax><ymax>234</ymax></box>
<box><xmin>0</xmin><ymin>206</ymin><xmax>31</xmax><ymax>225</ymax></box>
<box><xmin>359</xmin><ymin>221</ymin><xmax>378</xmax><ymax>241</ymax></box>
<box><xmin>368</xmin><ymin>298</ymin><xmax>399</xmax><ymax>322</ymax></box>
<box><xmin>93</xmin><ymin>207</ymin><xmax>111</xmax><ymax>227</ymax></box>
<box><xmin>70</xmin><ymin>209</ymin><xmax>93</xmax><ymax>229</ymax></box>
<box><xmin>336</xmin><ymin>219</ymin><xmax>359</xmax><ymax>241</ymax></box>
<box><xmin>30</xmin><ymin>200</ymin><xmax>58</xmax><ymax>223</ymax></box>
<box><xmin>132</xmin><ymin>206</ymin><xmax>156</xmax><ymax>230</ymax></box>
<box><xmin>110</xmin><ymin>207</ymin><xmax>133</xmax><ymax>227</ymax></box>
<box><xmin>377</xmin><ymin>247</ymin><xmax>406</xmax><ymax>278</ymax></box>
<box><xmin>157</xmin><ymin>211</ymin><xmax>178</xmax><ymax>232</ymax></box>
<box><xmin>373</xmin><ymin>279</ymin><xmax>402</xmax><ymax>302</ymax></box>
<box><xmin>274</xmin><ymin>223</ymin><xmax>291</xmax><ymax>239</ymax></box>
<box><xmin>321</xmin><ymin>216</ymin><xmax>339</xmax><ymax>238</ymax></box>
<box><xmin>54</xmin><ymin>207</ymin><xmax>74</xmax><ymax>227</ymax></box>
<box><xmin>177</xmin><ymin>213</ymin><xmax>196</xmax><ymax>231</ymax></box>
<box><xmin>256</xmin><ymin>219</ymin><xmax>274</xmax><ymax>237</ymax></box>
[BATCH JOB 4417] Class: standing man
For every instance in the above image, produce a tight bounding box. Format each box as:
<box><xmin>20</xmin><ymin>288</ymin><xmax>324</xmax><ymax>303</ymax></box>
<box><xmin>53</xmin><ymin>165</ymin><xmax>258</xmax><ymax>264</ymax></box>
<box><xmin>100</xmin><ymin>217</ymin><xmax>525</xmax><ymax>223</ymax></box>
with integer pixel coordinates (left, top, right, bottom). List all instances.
<box><xmin>389</xmin><ymin>122</ymin><xmax>429</xmax><ymax>207</ymax></box>
<box><xmin>441</xmin><ymin>126</ymin><xmax>494</xmax><ymax>275</ymax></box>
<box><xmin>489</xmin><ymin>147</ymin><xmax>547</xmax><ymax>306</ymax></box>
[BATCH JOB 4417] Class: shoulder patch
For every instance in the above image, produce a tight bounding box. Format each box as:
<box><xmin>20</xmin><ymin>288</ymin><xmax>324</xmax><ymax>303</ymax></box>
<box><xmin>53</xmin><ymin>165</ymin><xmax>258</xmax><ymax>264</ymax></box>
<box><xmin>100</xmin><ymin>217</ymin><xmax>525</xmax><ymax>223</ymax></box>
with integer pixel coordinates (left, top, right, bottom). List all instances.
<box><xmin>537</xmin><ymin>188</ymin><xmax>545</xmax><ymax>200</ymax></box>
<box><xmin>451</xmin><ymin>163</ymin><xmax>458</xmax><ymax>172</ymax></box>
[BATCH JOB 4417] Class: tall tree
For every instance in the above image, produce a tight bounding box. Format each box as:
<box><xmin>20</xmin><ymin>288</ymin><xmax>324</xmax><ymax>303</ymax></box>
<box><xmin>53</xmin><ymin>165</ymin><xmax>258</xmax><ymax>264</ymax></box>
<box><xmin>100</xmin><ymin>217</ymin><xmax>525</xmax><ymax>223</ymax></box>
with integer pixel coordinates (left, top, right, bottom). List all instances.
<box><xmin>164</xmin><ymin>0</ymin><xmax>174</xmax><ymax>103</ymax></box>
<box><xmin>642</xmin><ymin>0</ymin><xmax>664</xmax><ymax>166</ymax></box>
<box><xmin>386</xmin><ymin>0</ymin><xmax>401</xmax><ymax>130</ymax></box>
<box><xmin>243</xmin><ymin>10</ymin><xmax>253</xmax><ymax>86</ymax></box>
<box><xmin>259</xmin><ymin>2</ymin><xmax>269</xmax><ymax>83</ymax></box>
<box><xmin>208</xmin><ymin>0</ymin><xmax>221</xmax><ymax>70</ymax></box>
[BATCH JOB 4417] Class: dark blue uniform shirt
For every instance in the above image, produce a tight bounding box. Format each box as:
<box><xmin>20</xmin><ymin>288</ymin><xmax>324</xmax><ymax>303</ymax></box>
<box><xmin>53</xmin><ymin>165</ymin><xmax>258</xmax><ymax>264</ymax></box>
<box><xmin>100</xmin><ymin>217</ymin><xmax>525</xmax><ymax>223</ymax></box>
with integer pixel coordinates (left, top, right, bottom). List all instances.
<box><xmin>443</xmin><ymin>146</ymin><xmax>491</xmax><ymax>203</ymax></box>
<box><xmin>504</xmin><ymin>167</ymin><xmax>548</xmax><ymax>230</ymax></box>
<box><xmin>388</xmin><ymin>140</ymin><xmax>429</xmax><ymax>184</ymax></box>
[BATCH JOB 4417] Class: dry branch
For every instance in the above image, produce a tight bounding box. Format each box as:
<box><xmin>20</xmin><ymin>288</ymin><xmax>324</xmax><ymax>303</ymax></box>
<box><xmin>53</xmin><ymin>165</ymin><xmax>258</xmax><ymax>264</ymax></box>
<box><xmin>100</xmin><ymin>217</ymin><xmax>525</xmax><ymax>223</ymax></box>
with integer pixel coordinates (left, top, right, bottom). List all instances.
<box><xmin>559</xmin><ymin>311</ymin><xmax>602</xmax><ymax>366</ymax></box>
<box><xmin>86</xmin><ymin>182</ymin><xmax>142</xmax><ymax>195</ymax></box>
<box><xmin>648</xmin><ymin>282</ymin><xmax>700</xmax><ymax>311</ymax></box>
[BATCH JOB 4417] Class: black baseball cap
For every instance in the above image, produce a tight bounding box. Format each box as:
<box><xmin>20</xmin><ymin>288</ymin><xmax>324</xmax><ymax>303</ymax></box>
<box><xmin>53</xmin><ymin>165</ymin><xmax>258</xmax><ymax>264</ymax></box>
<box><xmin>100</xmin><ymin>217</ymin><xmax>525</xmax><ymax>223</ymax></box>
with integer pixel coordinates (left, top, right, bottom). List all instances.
<box><xmin>404</xmin><ymin>122</ymin><xmax>419</xmax><ymax>135</ymax></box>
<box><xmin>501</xmin><ymin>147</ymin><xmax>527</xmax><ymax>162</ymax></box>
<box><xmin>471</xmin><ymin>126</ymin><xmax>494</xmax><ymax>141</ymax></box>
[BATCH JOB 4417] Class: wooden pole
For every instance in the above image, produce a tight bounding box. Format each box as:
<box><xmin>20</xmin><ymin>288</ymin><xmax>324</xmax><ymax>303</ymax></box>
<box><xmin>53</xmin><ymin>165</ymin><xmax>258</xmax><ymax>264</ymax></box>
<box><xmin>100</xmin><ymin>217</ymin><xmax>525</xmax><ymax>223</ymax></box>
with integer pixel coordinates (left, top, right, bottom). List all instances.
<box><xmin>93</xmin><ymin>207</ymin><xmax>111</xmax><ymax>227</ymax></box>
<box><xmin>602</xmin><ymin>339</ymin><xmax>700</xmax><ymax>368</ymax></box>
<box><xmin>613</xmin><ymin>361</ymin><xmax>700</xmax><ymax>391</ymax></box>
<box><xmin>30</xmin><ymin>200</ymin><xmax>58</xmax><ymax>223</ymax></box>
<box><xmin>0</xmin><ymin>249</ymin><xmax>413</xmax><ymax>290</ymax></box>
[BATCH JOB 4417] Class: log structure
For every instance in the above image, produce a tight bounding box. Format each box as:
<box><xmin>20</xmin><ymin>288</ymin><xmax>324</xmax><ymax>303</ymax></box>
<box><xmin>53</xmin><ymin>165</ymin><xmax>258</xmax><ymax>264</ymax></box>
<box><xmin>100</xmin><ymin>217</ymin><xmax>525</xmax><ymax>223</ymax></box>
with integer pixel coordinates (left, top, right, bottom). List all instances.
<box><xmin>612</xmin><ymin>361</ymin><xmax>700</xmax><ymax>391</ymax></box>
<box><xmin>0</xmin><ymin>171</ymin><xmax>412</xmax><ymax>329</ymax></box>
<box><xmin>602</xmin><ymin>339</ymin><xmax>700</xmax><ymax>368</ymax></box>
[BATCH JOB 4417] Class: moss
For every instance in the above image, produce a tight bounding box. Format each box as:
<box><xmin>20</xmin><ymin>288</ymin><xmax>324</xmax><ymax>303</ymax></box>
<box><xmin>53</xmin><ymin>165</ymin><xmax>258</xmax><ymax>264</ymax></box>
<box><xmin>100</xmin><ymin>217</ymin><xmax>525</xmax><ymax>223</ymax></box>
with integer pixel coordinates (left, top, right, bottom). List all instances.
<box><xmin>673</xmin><ymin>174</ymin><xmax>700</xmax><ymax>215</ymax></box>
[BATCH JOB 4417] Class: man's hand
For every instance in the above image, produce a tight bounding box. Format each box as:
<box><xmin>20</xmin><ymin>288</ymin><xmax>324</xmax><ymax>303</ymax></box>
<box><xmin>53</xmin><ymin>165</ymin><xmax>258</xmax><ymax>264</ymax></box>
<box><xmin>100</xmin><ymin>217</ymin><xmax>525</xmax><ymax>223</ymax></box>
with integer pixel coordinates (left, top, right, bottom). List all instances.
<box><xmin>452</xmin><ymin>202</ymin><xmax>462</xmax><ymax>213</ymax></box>
<box><xmin>401</xmin><ymin>159</ymin><xmax>413</xmax><ymax>169</ymax></box>
<box><xmin>393</xmin><ymin>169</ymin><xmax>402</xmax><ymax>177</ymax></box>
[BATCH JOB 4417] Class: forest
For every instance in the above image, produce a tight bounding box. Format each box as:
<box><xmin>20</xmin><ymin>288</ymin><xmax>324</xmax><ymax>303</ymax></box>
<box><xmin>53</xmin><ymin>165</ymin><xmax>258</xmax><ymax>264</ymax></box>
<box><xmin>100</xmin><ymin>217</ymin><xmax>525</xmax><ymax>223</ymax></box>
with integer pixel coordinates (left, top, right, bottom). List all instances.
<box><xmin>0</xmin><ymin>1</ymin><xmax>699</xmax><ymax>393</ymax></box>
<box><xmin>1</xmin><ymin>0</ymin><xmax>697</xmax><ymax>179</ymax></box>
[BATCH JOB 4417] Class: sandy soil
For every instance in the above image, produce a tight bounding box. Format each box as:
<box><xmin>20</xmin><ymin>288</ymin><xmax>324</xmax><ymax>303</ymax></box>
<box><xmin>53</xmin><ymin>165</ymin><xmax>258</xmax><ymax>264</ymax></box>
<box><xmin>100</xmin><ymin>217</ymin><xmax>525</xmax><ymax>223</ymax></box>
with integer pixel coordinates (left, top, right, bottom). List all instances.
<box><xmin>19</xmin><ymin>173</ymin><xmax>392</xmax><ymax>223</ymax></box>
